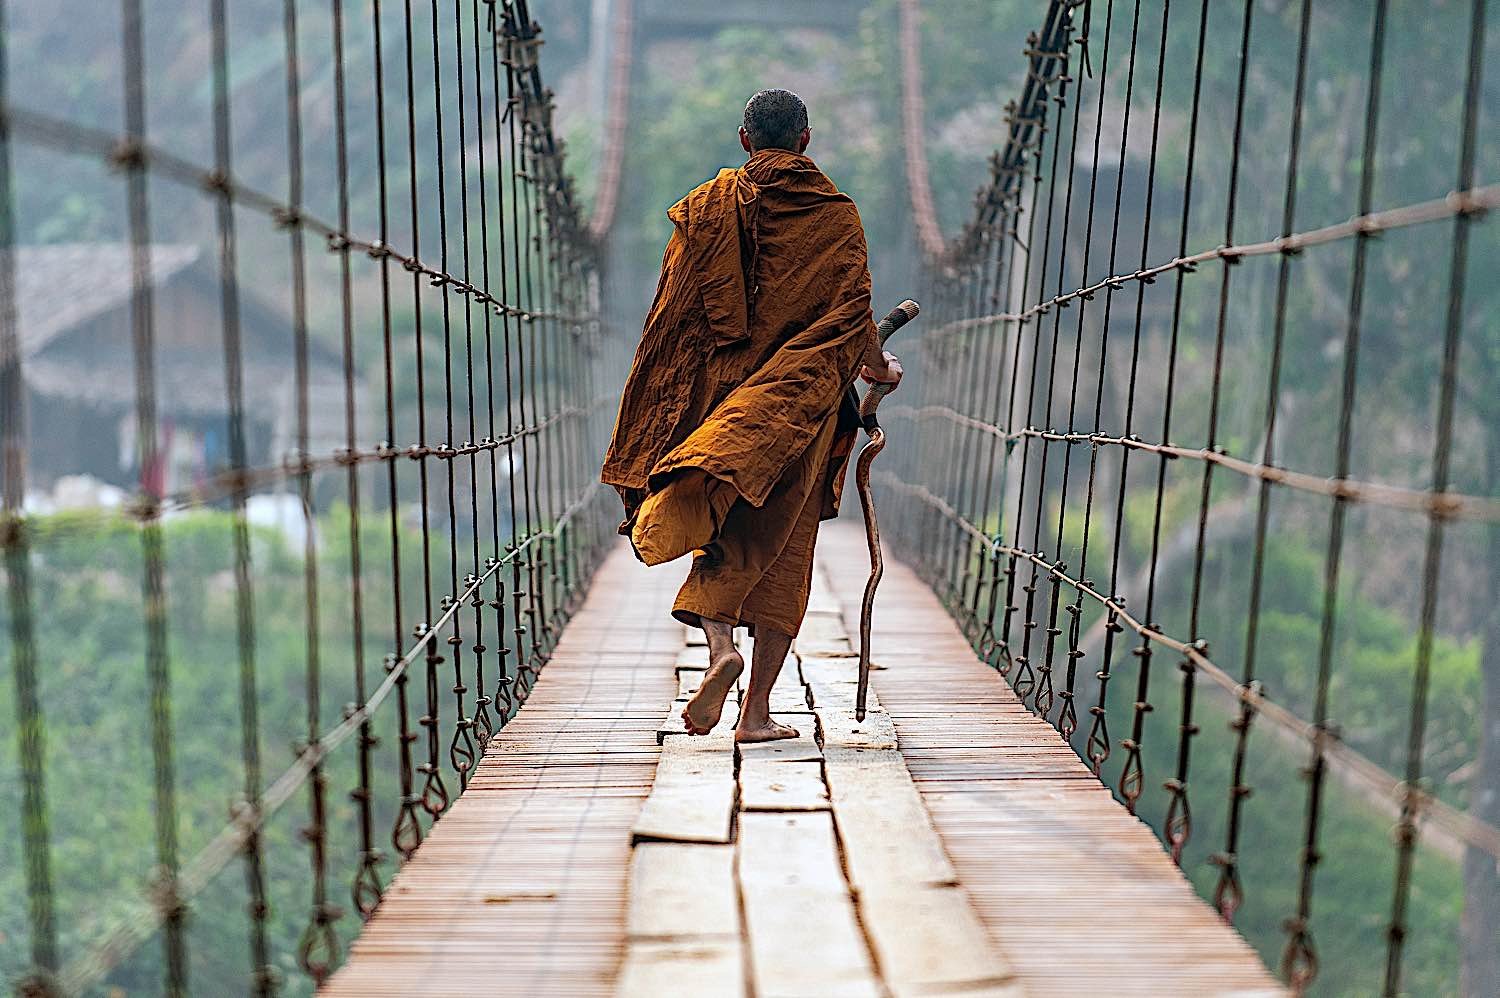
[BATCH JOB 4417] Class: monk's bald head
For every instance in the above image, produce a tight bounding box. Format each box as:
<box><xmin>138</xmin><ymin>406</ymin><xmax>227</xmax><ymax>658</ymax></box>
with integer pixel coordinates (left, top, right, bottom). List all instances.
<box><xmin>740</xmin><ymin>89</ymin><xmax>810</xmax><ymax>154</ymax></box>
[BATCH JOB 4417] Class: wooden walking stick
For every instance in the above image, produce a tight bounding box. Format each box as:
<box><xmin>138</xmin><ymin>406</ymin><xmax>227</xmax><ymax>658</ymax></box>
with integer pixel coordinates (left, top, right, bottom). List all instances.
<box><xmin>855</xmin><ymin>299</ymin><xmax>920</xmax><ymax>721</ymax></box>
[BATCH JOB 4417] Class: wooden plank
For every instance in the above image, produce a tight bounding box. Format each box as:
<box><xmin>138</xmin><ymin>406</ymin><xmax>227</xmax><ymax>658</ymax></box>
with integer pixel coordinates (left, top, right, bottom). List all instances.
<box><xmin>676</xmin><ymin>668</ymin><xmax>705</xmax><ymax>697</ymax></box>
<box><xmin>823</xmin><ymin>746</ymin><xmax>958</xmax><ymax>890</ymax></box>
<box><xmin>616</xmin><ymin>939</ymin><xmax>744</xmax><ymax>998</ymax></box>
<box><xmin>817</xmin><ymin>705</ymin><xmax>898</xmax><ymax>751</ymax></box>
<box><xmin>799</xmin><ymin>655</ymin><xmax>861</xmax><ymax>686</ymax></box>
<box><xmin>739</xmin><ymin>759</ymin><xmax>829</xmax><ymax>811</ymax></box>
<box><xmin>739</xmin><ymin>813</ymin><xmax>881</xmax><ymax>998</ymax></box>
<box><xmin>805</xmin><ymin>589</ymin><xmax>842</xmax><ymax>614</ymax></box>
<box><xmin>768</xmin><ymin>657</ymin><xmax>809</xmax><ymax>712</ymax></box>
<box><xmin>626</xmin><ymin>843</ymin><xmax>739</xmax><ymax>940</ymax></box>
<box><xmin>676</xmin><ymin>645</ymin><xmax>709</xmax><ymax>668</ymax></box>
<box><xmin>796</xmin><ymin>634</ymin><xmax>855</xmax><ymax>657</ymax></box>
<box><xmin>768</xmin><ymin>686</ymin><xmax>809</xmax><ymax>712</ymax></box>
<box><xmin>858</xmin><ymin>884</ymin><xmax>1019</xmax><ymax>997</ymax></box>
<box><xmin>632</xmin><ymin>737</ymin><xmax>736</xmax><ymax>844</ymax></box>
<box><xmin>806</xmin><ymin>679</ymin><xmax>882</xmax><ymax>715</ymax></box>
<box><xmin>735</xmin><ymin>714</ymin><xmax>821</xmax><ymax>763</ymax></box>
<box><xmin>797</xmin><ymin>612</ymin><xmax>847</xmax><ymax>643</ymax></box>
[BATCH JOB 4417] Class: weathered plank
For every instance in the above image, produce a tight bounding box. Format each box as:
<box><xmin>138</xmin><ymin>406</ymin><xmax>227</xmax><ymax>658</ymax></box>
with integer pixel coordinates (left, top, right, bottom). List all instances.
<box><xmin>739</xmin><ymin>759</ymin><xmax>829</xmax><ymax>811</ymax></box>
<box><xmin>817</xmin><ymin>705</ymin><xmax>898</xmax><ymax>751</ymax></box>
<box><xmin>806</xmin><ymin>678</ymin><xmax>882</xmax><ymax>715</ymax></box>
<box><xmin>632</xmin><ymin>736</ymin><xmax>736</xmax><ymax>843</ymax></box>
<box><xmin>767</xmin><ymin>655</ymin><xmax>809</xmax><ymax>712</ymax></box>
<box><xmin>676</xmin><ymin>645</ymin><xmax>709</xmax><ymax>668</ymax></box>
<box><xmin>738</xmin><ymin>812</ymin><xmax>881</xmax><ymax>998</ymax></box>
<box><xmin>799</xmin><ymin>655</ymin><xmax>862</xmax><ymax>686</ymax></box>
<box><xmin>677</xmin><ymin>668</ymin><xmax>705</xmax><ymax>697</ymax></box>
<box><xmin>796</xmin><ymin>634</ymin><xmax>855</xmax><ymax>657</ymax></box>
<box><xmin>735</xmin><ymin>714</ymin><xmax>821</xmax><ymax>763</ymax></box>
<box><xmin>823</xmin><ymin>746</ymin><xmax>957</xmax><ymax>890</ymax></box>
<box><xmin>797</xmin><ymin>612</ymin><xmax>847</xmax><ymax>644</ymax></box>
<box><xmin>804</xmin><ymin>589</ymin><xmax>842</xmax><ymax>613</ymax></box>
<box><xmin>768</xmin><ymin>686</ymin><xmax>809</xmax><ymax>712</ymax></box>
<box><xmin>858</xmin><ymin>884</ymin><xmax>1019</xmax><ymax>996</ymax></box>
<box><xmin>626</xmin><ymin>843</ymin><xmax>739</xmax><ymax>940</ymax></box>
<box><xmin>616</xmin><ymin>939</ymin><xmax>744</xmax><ymax>998</ymax></box>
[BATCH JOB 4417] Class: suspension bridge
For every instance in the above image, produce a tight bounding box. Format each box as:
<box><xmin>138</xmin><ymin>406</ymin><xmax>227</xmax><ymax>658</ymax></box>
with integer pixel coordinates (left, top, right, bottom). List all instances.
<box><xmin>2</xmin><ymin>0</ymin><xmax>1497</xmax><ymax>995</ymax></box>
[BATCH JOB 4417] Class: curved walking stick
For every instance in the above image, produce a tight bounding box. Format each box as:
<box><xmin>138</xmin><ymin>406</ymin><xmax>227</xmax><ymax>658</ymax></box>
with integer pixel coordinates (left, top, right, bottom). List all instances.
<box><xmin>855</xmin><ymin>299</ymin><xmax>920</xmax><ymax>721</ymax></box>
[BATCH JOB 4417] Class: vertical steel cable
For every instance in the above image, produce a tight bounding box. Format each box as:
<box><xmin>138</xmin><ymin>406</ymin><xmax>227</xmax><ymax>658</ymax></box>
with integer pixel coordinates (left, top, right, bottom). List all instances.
<box><xmin>1207</xmin><ymin>0</ymin><xmax>1257</xmax><ymax>923</ymax></box>
<box><xmin>285</xmin><ymin>0</ymin><xmax>339</xmax><ymax>982</ymax></box>
<box><xmin>430</xmin><ymin>0</ymin><xmax>477</xmax><ymax>791</ymax></box>
<box><xmin>455</xmin><ymin>1</ymin><xmax>489</xmax><ymax>749</ymax></box>
<box><xmin>1110</xmin><ymin>0</ymin><xmax>1170</xmax><ymax>815</ymax></box>
<box><xmin>1297</xmin><ymin>0</ymin><xmax>1389</xmax><ymax>957</ymax></box>
<box><xmin>907</xmin><ymin>263</ymin><xmax>947</xmax><ymax>594</ymax></box>
<box><xmin>1055</xmin><ymin>0</ymin><xmax>1115</xmax><ymax>744</ymax></box>
<box><xmin>484</xmin><ymin>0</ymin><xmax>519</xmax><ymax>725</ymax></box>
<box><xmin>0</xmin><ymin>0</ymin><xmax>57</xmax><ymax>986</ymax></box>
<box><xmin>972</xmin><ymin>182</ymin><xmax>1026</xmax><ymax>670</ymax></box>
<box><xmin>951</xmin><ymin>224</ymin><xmax>1002</xmax><ymax>630</ymax></box>
<box><xmin>525</xmin><ymin>82</ymin><xmax>558</xmax><ymax>653</ymax></box>
<box><xmin>372</xmin><ymin>0</ymin><xmax>424</xmax><ymax>869</ymax></box>
<box><xmin>1262</xmin><ymin>0</ymin><xmax>1318</xmax><ymax>987</ymax></box>
<box><xmin>946</xmin><ymin>219</ymin><xmax>997</xmax><ymax>609</ymax></box>
<box><xmin>1082</xmin><ymin>0</ymin><xmax>1144</xmax><ymax>776</ymax></box>
<box><xmin>956</xmin><ymin>225</ymin><xmax>1006</xmax><ymax>634</ymax></box>
<box><xmin>927</xmin><ymin>243</ymin><xmax>975</xmax><ymax>605</ymax></box>
<box><xmin>997</xmin><ymin>22</ymin><xmax>1067</xmax><ymax>697</ymax></box>
<box><xmin>329</xmin><ymin>0</ymin><xmax>378</xmax><ymax>953</ymax></box>
<box><xmin>1025</xmin><ymin>13</ymin><xmax>1088</xmax><ymax>721</ymax></box>
<box><xmin>1384</xmin><ymin>0</ymin><xmax>1484</xmax><ymax>992</ymax></box>
<box><xmin>362</xmin><ymin>0</ymin><xmax>397</xmax><ymax>920</ymax></box>
<box><xmin>119</xmin><ymin>0</ymin><xmax>186</xmax><ymax>990</ymax></box>
<box><xmin>1144</xmin><ymin>0</ymin><xmax>1209</xmax><ymax>864</ymax></box>
<box><xmin>541</xmin><ymin>160</ymin><xmax>567</xmax><ymax>648</ymax></box>
<box><xmin>467</xmin><ymin>0</ymin><xmax>501</xmax><ymax>743</ymax></box>
<box><xmin>496</xmin><ymin>4</ymin><xmax>530</xmax><ymax>713</ymax></box>
<box><xmin>207</xmin><ymin>0</ymin><xmax>273</xmax><ymax>989</ymax></box>
<box><xmin>505</xmin><ymin>4</ymin><xmax>544</xmax><ymax>692</ymax></box>
<box><xmin>340</xmin><ymin>0</ymin><xmax>375</xmax><ymax>942</ymax></box>
<box><xmin>453</xmin><ymin>0</ymin><xmax>494</xmax><ymax>752</ymax></box>
<box><xmin>403</xmin><ymin>0</ymin><xmax>449</xmax><ymax>828</ymax></box>
<box><xmin>516</xmin><ymin>22</ymin><xmax>549</xmax><ymax>679</ymax></box>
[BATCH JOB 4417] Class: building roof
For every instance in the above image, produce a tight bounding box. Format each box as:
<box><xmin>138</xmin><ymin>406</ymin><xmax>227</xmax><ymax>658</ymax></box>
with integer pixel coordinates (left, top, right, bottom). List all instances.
<box><xmin>10</xmin><ymin>243</ymin><xmax>351</xmax><ymax>418</ymax></box>
<box><xmin>12</xmin><ymin>242</ymin><xmax>202</xmax><ymax>357</ymax></box>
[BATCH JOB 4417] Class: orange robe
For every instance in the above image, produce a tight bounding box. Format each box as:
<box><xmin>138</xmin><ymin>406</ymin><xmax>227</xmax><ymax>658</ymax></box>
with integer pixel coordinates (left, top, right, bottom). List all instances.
<box><xmin>600</xmin><ymin>148</ymin><xmax>876</xmax><ymax>636</ymax></box>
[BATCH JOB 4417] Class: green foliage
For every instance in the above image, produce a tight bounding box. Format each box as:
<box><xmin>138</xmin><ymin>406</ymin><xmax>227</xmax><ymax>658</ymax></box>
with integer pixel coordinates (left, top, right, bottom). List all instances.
<box><xmin>0</xmin><ymin>507</ymin><xmax>444</xmax><ymax>994</ymax></box>
<box><xmin>1070</xmin><ymin>533</ymin><xmax>1480</xmax><ymax>996</ymax></box>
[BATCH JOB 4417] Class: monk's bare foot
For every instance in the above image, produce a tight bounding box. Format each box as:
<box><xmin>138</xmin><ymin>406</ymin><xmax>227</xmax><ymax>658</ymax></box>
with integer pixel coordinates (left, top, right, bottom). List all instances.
<box><xmin>735</xmin><ymin>719</ymin><xmax>799</xmax><ymax>744</ymax></box>
<box><xmin>682</xmin><ymin>650</ymin><xmax>743</xmax><ymax>735</ymax></box>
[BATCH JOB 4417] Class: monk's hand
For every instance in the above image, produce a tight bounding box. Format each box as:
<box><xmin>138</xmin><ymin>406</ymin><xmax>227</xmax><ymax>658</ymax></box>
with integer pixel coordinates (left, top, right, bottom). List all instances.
<box><xmin>859</xmin><ymin>351</ymin><xmax>903</xmax><ymax>389</ymax></box>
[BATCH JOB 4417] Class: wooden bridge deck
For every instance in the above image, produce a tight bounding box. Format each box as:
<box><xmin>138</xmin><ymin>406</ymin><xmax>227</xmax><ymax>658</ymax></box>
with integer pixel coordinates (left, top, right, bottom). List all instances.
<box><xmin>328</xmin><ymin>520</ymin><xmax>1283</xmax><ymax>997</ymax></box>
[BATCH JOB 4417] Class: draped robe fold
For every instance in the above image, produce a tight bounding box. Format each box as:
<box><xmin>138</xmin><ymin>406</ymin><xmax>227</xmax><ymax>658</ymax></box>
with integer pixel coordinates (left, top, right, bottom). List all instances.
<box><xmin>600</xmin><ymin>148</ymin><xmax>876</xmax><ymax>636</ymax></box>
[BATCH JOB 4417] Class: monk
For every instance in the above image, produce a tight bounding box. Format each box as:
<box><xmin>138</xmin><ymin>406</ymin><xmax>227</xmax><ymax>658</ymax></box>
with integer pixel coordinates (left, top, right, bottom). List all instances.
<box><xmin>601</xmin><ymin>88</ymin><xmax>901</xmax><ymax>743</ymax></box>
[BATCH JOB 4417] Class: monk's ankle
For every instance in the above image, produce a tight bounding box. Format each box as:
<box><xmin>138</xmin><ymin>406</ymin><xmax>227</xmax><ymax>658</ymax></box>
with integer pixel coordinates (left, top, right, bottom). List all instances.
<box><xmin>738</xmin><ymin>708</ymin><xmax>770</xmax><ymax>730</ymax></box>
